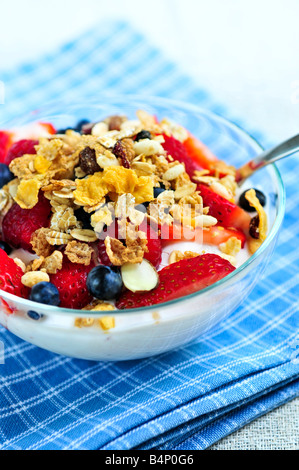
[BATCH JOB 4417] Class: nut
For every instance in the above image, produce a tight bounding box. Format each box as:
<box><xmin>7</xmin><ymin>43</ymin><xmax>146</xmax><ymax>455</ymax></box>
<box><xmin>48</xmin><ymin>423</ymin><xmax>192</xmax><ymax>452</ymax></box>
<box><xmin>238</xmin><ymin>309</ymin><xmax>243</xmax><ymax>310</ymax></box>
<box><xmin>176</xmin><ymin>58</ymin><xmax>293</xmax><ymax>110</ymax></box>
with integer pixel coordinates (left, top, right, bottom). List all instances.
<box><xmin>121</xmin><ymin>259</ymin><xmax>159</xmax><ymax>292</ymax></box>
<box><xmin>163</xmin><ymin>164</ymin><xmax>185</xmax><ymax>181</ymax></box>
<box><xmin>194</xmin><ymin>214</ymin><xmax>218</xmax><ymax>228</ymax></box>
<box><xmin>21</xmin><ymin>271</ymin><xmax>50</xmax><ymax>288</ymax></box>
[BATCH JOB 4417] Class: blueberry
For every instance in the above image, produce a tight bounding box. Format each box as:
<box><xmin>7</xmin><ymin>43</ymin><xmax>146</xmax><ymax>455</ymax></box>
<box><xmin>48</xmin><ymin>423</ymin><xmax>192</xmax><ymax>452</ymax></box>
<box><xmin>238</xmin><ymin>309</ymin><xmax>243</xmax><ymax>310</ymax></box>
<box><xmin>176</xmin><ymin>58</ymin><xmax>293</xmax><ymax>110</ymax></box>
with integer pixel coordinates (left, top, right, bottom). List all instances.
<box><xmin>239</xmin><ymin>189</ymin><xmax>266</xmax><ymax>212</ymax></box>
<box><xmin>30</xmin><ymin>282</ymin><xmax>60</xmax><ymax>306</ymax></box>
<box><xmin>0</xmin><ymin>163</ymin><xmax>14</xmax><ymax>188</ymax></box>
<box><xmin>75</xmin><ymin>207</ymin><xmax>93</xmax><ymax>230</ymax></box>
<box><xmin>135</xmin><ymin>130</ymin><xmax>151</xmax><ymax>141</ymax></box>
<box><xmin>27</xmin><ymin>310</ymin><xmax>43</xmax><ymax>321</ymax></box>
<box><xmin>154</xmin><ymin>187</ymin><xmax>166</xmax><ymax>198</ymax></box>
<box><xmin>0</xmin><ymin>241</ymin><xmax>12</xmax><ymax>255</ymax></box>
<box><xmin>87</xmin><ymin>266</ymin><xmax>123</xmax><ymax>300</ymax></box>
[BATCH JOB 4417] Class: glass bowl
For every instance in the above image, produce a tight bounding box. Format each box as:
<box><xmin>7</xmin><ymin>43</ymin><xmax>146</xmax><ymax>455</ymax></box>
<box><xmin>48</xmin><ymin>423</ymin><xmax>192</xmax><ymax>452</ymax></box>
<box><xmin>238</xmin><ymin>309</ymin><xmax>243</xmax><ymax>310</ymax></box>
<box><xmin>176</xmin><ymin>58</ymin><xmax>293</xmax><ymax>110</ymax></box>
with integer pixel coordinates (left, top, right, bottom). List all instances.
<box><xmin>0</xmin><ymin>96</ymin><xmax>285</xmax><ymax>361</ymax></box>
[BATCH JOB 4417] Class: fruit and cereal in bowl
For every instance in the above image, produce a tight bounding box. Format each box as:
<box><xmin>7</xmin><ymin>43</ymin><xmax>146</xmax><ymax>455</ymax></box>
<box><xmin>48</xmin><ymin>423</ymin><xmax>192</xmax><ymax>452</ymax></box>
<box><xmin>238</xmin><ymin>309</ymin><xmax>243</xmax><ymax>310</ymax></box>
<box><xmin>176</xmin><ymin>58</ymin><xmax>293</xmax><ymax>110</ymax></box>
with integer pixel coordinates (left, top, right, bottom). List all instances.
<box><xmin>0</xmin><ymin>97</ymin><xmax>285</xmax><ymax>361</ymax></box>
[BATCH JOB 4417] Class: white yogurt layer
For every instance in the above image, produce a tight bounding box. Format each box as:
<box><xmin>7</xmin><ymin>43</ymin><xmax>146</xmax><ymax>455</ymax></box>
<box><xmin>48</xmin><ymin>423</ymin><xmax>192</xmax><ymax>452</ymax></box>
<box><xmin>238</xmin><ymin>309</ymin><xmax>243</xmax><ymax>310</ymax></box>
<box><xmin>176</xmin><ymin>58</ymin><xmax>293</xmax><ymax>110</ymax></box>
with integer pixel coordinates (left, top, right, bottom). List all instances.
<box><xmin>160</xmin><ymin>241</ymin><xmax>250</xmax><ymax>270</ymax></box>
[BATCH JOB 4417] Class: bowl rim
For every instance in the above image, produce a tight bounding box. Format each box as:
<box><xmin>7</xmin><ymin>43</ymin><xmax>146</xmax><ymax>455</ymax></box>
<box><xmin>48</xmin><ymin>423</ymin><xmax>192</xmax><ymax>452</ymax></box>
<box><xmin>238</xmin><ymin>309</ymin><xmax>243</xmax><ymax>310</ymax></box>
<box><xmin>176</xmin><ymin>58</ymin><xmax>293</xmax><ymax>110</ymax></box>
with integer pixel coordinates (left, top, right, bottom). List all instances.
<box><xmin>0</xmin><ymin>96</ymin><xmax>286</xmax><ymax>316</ymax></box>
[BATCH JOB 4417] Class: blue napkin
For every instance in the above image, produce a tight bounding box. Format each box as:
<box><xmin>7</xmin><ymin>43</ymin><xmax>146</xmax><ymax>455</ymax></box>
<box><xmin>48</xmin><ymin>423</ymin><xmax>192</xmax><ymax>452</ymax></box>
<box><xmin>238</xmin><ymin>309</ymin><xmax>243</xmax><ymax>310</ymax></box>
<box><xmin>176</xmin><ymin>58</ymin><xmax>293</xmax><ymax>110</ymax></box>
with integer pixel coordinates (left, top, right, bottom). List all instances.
<box><xmin>0</xmin><ymin>21</ymin><xmax>298</xmax><ymax>450</ymax></box>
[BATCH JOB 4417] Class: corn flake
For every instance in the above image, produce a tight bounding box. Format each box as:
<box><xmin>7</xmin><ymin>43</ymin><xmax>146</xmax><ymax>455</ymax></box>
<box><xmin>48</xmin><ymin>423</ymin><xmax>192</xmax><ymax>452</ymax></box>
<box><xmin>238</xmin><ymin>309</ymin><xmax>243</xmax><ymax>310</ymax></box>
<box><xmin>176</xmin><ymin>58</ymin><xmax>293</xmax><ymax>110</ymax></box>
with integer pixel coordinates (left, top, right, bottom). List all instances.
<box><xmin>73</xmin><ymin>167</ymin><xmax>154</xmax><ymax>207</ymax></box>
<box><xmin>245</xmin><ymin>189</ymin><xmax>268</xmax><ymax>254</ymax></box>
<box><xmin>14</xmin><ymin>179</ymin><xmax>41</xmax><ymax>209</ymax></box>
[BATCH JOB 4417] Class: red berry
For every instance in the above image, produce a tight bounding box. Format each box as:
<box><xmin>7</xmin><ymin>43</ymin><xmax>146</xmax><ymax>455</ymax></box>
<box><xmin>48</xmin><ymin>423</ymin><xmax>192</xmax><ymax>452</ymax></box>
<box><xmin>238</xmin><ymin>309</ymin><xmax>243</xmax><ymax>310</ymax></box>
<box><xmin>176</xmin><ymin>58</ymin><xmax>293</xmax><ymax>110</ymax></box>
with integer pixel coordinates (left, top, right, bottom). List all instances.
<box><xmin>2</xmin><ymin>193</ymin><xmax>52</xmax><ymax>252</ymax></box>
<box><xmin>116</xmin><ymin>253</ymin><xmax>235</xmax><ymax>309</ymax></box>
<box><xmin>0</xmin><ymin>249</ymin><xmax>29</xmax><ymax>298</ymax></box>
<box><xmin>98</xmin><ymin>239</ymin><xmax>112</xmax><ymax>266</ymax></box>
<box><xmin>198</xmin><ymin>184</ymin><xmax>251</xmax><ymax>231</ymax></box>
<box><xmin>162</xmin><ymin>134</ymin><xmax>203</xmax><ymax>179</ymax></box>
<box><xmin>50</xmin><ymin>258</ymin><xmax>94</xmax><ymax>309</ymax></box>
<box><xmin>139</xmin><ymin>221</ymin><xmax>162</xmax><ymax>269</ymax></box>
<box><xmin>183</xmin><ymin>135</ymin><xmax>219</xmax><ymax>171</ymax></box>
<box><xmin>4</xmin><ymin>139</ymin><xmax>38</xmax><ymax>166</ymax></box>
<box><xmin>0</xmin><ymin>131</ymin><xmax>13</xmax><ymax>163</ymax></box>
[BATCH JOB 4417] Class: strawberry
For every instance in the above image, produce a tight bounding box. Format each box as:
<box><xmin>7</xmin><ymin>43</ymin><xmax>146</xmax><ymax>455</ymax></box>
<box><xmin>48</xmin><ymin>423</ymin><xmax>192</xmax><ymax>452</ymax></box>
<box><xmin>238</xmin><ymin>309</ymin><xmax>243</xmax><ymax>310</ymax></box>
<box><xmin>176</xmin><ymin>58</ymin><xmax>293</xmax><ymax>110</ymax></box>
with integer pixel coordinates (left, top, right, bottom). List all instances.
<box><xmin>183</xmin><ymin>134</ymin><xmax>219</xmax><ymax>171</ymax></box>
<box><xmin>0</xmin><ymin>131</ymin><xmax>13</xmax><ymax>163</ymax></box>
<box><xmin>98</xmin><ymin>239</ymin><xmax>112</xmax><ymax>266</ymax></box>
<box><xmin>162</xmin><ymin>134</ymin><xmax>204</xmax><ymax>179</ymax></box>
<box><xmin>198</xmin><ymin>183</ymin><xmax>251</xmax><ymax>231</ymax></box>
<box><xmin>4</xmin><ymin>139</ymin><xmax>38</xmax><ymax>166</ymax></box>
<box><xmin>50</xmin><ymin>257</ymin><xmax>94</xmax><ymax>309</ymax></box>
<box><xmin>2</xmin><ymin>193</ymin><xmax>52</xmax><ymax>252</ymax></box>
<box><xmin>139</xmin><ymin>221</ymin><xmax>162</xmax><ymax>269</ymax></box>
<box><xmin>160</xmin><ymin>223</ymin><xmax>246</xmax><ymax>248</ymax></box>
<box><xmin>116</xmin><ymin>253</ymin><xmax>235</xmax><ymax>309</ymax></box>
<box><xmin>0</xmin><ymin>249</ymin><xmax>29</xmax><ymax>298</ymax></box>
<box><xmin>39</xmin><ymin>122</ymin><xmax>56</xmax><ymax>135</ymax></box>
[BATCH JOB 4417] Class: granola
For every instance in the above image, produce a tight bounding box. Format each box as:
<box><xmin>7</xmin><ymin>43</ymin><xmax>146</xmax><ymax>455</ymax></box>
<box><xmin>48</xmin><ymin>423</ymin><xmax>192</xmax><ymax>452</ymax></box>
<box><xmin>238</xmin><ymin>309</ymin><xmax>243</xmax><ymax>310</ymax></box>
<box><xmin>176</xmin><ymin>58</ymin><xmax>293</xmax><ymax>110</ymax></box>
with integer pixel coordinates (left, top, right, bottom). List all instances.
<box><xmin>0</xmin><ymin>109</ymin><xmax>268</xmax><ymax>312</ymax></box>
<box><xmin>65</xmin><ymin>241</ymin><xmax>94</xmax><ymax>266</ymax></box>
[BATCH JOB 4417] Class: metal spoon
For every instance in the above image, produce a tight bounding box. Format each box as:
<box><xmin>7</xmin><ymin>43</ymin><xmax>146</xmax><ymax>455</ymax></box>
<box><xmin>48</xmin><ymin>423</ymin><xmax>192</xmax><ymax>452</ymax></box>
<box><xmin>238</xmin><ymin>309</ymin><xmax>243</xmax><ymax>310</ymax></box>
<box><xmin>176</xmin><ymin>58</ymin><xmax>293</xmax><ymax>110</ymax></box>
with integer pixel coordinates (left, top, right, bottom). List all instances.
<box><xmin>237</xmin><ymin>133</ymin><xmax>299</xmax><ymax>185</ymax></box>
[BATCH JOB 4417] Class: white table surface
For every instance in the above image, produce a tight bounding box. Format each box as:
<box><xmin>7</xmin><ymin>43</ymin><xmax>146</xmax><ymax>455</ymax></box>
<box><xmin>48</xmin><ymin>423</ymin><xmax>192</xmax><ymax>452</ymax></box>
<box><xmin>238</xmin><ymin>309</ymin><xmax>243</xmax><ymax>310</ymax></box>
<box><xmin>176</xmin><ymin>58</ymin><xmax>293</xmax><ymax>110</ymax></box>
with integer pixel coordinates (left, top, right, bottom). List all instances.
<box><xmin>0</xmin><ymin>0</ymin><xmax>298</xmax><ymax>450</ymax></box>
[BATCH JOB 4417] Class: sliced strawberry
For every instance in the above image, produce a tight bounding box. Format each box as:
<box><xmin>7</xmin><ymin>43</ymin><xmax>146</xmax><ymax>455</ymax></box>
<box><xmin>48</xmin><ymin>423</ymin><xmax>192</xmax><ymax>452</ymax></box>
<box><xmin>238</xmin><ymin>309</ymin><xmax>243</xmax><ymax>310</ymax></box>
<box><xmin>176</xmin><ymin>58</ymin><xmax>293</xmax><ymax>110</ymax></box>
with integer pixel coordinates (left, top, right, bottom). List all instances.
<box><xmin>2</xmin><ymin>193</ymin><xmax>52</xmax><ymax>252</ymax></box>
<box><xmin>98</xmin><ymin>239</ymin><xmax>113</xmax><ymax>266</ymax></box>
<box><xmin>0</xmin><ymin>249</ymin><xmax>29</xmax><ymax>298</ymax></box>
<box><xmin>50</xmin><ymin>257</ymin><xmax>94</xmax><ymax>309</ymax></box>
<box><xmin>162</xmin><ymin>134</ymin><xmax>204</xmax><ymax>178</ymax></box>
<box><xmin>139</xmin><ymin>221</ymin><xmax>162</xmax><ymax>269</ymax></box>
<box><xmin>4</xmin><ymin>139</ymin><xmax>38</xmax><ymax>166</ymax></box>
<box><xmin>116</xmin><ymin>253</ymin><xmax>235</xmax><ymax>309</ymax></box>
<box><xmin>39</xmin><ymin>122</ymin><xmax>56</xmax><ymax>135</ymax></box>
<box><xmin>183</xmin><ymin>134</ymin><xmax>219</xmax><ymax>172</ymax></box>
<box><xmin>203</xmin><ymin>226</ymin><xmax>246</xmax><ymax>247</ymax></box>
<box><xmin>160</xmin><ymin>223</ymin><xmax>246</xmax><ymax>248</ymax></box>
<box><xmin>198</xmin><ymin>183</ymin><xmax>251</xmax><ymax>231</ymax></box>
<box><xmin>0</xmin><ymin>131</ymin><xmax>13</xmax><ymax>163</ymax></box>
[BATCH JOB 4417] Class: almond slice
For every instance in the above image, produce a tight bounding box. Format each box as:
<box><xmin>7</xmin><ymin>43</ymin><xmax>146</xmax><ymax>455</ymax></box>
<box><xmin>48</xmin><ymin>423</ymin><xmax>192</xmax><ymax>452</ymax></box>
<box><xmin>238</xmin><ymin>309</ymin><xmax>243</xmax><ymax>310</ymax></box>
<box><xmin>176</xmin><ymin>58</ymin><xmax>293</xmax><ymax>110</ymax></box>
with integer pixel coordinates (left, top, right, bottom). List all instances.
<box><xmin>121</xmin><ymin>259</ymin><xmax>159</xmax><ymax>293</ymax></box>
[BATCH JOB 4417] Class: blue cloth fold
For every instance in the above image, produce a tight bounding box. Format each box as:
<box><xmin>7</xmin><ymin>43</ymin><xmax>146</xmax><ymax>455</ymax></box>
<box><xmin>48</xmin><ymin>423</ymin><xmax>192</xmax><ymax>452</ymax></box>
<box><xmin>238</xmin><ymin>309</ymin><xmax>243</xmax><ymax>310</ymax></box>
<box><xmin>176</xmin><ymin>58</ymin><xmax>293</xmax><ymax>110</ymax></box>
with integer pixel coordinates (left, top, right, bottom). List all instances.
<box><xmin>0</xmin><ymin>21</ymin><xmax>298</xmax><ymax>450</ymax></box>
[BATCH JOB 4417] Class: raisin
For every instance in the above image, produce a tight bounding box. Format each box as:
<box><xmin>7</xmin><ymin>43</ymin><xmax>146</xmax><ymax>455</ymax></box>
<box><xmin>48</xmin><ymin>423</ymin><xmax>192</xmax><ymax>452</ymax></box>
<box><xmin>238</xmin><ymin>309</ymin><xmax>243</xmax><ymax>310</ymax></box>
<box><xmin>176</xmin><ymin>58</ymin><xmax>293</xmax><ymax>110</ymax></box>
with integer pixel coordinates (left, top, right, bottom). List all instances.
<box><xmin>249</xmin><ymin>215</ymin><xmax>260</xmax><ymax>239</ymax></box>
<box><xmin>79</xmin><ymin>147</ymin><xmax>101</xmax><ymax>175</ymax></box>
<box><xmin>112</xmin><ymin>140</ymin><xmax>131</xmax><ymax>169</ymax></box>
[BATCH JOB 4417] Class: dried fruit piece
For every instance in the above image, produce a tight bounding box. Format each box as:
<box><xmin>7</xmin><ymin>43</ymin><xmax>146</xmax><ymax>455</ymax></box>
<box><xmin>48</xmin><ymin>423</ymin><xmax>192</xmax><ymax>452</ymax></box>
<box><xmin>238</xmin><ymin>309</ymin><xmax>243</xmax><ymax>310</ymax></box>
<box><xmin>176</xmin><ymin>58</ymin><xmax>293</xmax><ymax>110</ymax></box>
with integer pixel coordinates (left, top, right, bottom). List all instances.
<box><xmin>79</xmin><ymin>147</ymin><xmax>101</xmax><ymax>175</ymax></box>
<box><xmin>112</xmin><ymin>140</ymin><xmax>131</xmax><ymax>168</ymax></box>
<box><xmin>121</xmin><ymin>259</ymin><xmax>159</xmax><ymax>293</ymax></box>
<box><xmin>249</xmin><ymin>215</ymin><xmax>260</xmax><ymax>239</ymax></box>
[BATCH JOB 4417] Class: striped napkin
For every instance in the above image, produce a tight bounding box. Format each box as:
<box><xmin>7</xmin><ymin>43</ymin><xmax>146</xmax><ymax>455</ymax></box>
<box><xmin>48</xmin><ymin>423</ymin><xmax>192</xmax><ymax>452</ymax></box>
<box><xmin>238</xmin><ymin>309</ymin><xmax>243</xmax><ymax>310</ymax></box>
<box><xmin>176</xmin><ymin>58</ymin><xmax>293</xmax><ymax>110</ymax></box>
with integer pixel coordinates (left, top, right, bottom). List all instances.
<box><xmin>0</xmin><ymin>21</ymin><xmax>298</xmax><ymax>450</ymax></box>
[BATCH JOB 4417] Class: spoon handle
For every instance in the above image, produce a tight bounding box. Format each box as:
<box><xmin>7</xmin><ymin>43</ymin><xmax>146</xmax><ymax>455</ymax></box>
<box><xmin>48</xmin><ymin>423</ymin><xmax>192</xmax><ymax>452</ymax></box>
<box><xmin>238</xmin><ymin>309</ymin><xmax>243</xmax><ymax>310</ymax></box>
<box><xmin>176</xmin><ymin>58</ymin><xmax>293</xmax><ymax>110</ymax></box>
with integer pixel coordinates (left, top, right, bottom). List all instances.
<box><xmin>237</xmin><ymin>133</ymin><xmax>299</xmax><ymax>184</ymax></box>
